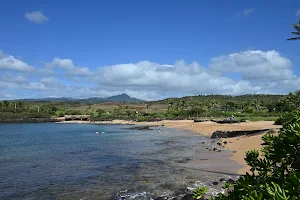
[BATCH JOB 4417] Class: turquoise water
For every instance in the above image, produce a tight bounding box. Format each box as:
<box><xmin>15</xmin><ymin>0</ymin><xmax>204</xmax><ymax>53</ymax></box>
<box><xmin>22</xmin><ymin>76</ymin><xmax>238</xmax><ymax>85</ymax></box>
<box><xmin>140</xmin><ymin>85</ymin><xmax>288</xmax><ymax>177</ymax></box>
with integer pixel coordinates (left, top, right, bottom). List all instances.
<box><xmin>0</xmin><ymin>123</ymin><xmax>238</xmax><ymax>199</ymax></box>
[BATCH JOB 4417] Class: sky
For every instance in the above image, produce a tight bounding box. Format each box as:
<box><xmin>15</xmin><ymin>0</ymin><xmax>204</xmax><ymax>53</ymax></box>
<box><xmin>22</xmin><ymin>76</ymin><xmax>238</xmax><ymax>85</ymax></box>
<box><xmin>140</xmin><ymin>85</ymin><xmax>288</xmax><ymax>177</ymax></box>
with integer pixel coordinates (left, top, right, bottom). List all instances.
<box><xmin>0</xmin><ymin>0</ymin><xmax>300</xmax><ymax>100</ymax></box>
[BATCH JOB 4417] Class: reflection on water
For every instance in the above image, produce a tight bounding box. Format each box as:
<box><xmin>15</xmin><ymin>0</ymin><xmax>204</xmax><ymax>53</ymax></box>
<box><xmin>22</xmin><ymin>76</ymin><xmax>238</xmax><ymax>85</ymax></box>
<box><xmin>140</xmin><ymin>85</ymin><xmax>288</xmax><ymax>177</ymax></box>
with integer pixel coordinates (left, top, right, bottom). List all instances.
<box><xmin>0</xmin><ymin>123</ymin><xmax>239</xmax><ymax>199</ymax></box>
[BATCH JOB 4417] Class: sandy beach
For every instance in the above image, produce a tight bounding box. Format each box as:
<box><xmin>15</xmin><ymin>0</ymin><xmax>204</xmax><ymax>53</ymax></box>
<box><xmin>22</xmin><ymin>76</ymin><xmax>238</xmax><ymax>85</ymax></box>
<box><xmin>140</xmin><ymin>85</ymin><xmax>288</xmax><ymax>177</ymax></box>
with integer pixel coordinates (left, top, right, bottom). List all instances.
<box><xmin>59</xmin><ymin>119</ymin><xmax>281</xmax><ymax>174</ymax></box>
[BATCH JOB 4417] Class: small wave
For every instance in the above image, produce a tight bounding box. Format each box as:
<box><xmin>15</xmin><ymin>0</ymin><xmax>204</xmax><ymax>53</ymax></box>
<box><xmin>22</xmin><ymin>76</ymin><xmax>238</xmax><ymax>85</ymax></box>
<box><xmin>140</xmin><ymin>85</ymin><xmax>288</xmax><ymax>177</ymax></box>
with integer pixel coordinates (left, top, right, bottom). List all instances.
<box><xmin>114</xmin><ymin>191</ymin><xmax>149</xmax><ymax>200</ymax></box>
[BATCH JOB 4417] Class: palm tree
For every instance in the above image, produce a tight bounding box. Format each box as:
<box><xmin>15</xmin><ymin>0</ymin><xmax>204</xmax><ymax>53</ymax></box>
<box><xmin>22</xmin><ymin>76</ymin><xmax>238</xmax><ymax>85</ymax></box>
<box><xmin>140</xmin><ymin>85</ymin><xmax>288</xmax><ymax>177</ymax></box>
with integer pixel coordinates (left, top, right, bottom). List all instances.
<box><xmin>145</xmin><ymin>103</ymin><xmax>151</xmax><ymax>114</ymax></box>
<box><xmin>287</xmin><ymin>20</ymin><xmax>300</xmax><ymax>41</ymax></box>
<box><xmin>251</xmin><ymin>99</ymin><xmax>264</xmax><ymax>111</ymax></box>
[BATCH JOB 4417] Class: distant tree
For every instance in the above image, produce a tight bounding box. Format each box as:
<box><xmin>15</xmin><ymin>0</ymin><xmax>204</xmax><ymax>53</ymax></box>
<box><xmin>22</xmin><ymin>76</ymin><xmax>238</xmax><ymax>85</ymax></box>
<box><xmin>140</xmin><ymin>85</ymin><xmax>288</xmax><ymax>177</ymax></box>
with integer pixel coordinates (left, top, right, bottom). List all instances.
<box><xmin>96</xmin><ymin>109</ymin><xmax>106</xmax><ymax>117</ymax></box>
<box><xmin>51</xmin><ymin>106</ymin><xmax>58</xmax><ymax>112</ymax></box>
<box><xmin>277</xmin><ymin>90</ymin><xmax>300</xmax><ymax>112</ymax></box>
<box><xmin>286</xmin><ymin>90</ymin><xmax>300</xmax><ymax>109</ymax></box>
<box><xmin>145</xmin><ymin>103</ymin><xmax>149</xmax><ymax>113</ymax></box>
<box><xmin>167</xmin><ymin>101</ymin><xmax>174</xmax><ymax>111</ymax></box>
<box><xmin>2</xmin><ymin>100</ymin><xmax>9</xmax><ymax>108</ymax></box>
<box><xmin>17</xmin><ymin>102</ymin><xmax>24</xmax><ymax>109</ymax></box>
<box><xmin>251</xmin><ymin>99</ymin><xmax>262</xmax><ymax>111</ymax></box>
<box><xmin>287</xmin><ymin>20</ymin><xmax>300</xmax><ymax>40</ymax></box>
<box><xmin>243</xmin><ymin>106</ymin><xmax>255</xmax><ymax>114</ymax></box>
<box><xmin>210</xmin><ymin>99</ymin><xmax>219</xmax><ymax>110</ymax></box>
<box><xmin>226</xmin><ymin>101</ymin><xmax>236</xmax><ymax>110</ymax></box>
<box><xmin>177</xmin><ymin>100</ymin><xmax>186</xmax><ymax>111</ymax></box>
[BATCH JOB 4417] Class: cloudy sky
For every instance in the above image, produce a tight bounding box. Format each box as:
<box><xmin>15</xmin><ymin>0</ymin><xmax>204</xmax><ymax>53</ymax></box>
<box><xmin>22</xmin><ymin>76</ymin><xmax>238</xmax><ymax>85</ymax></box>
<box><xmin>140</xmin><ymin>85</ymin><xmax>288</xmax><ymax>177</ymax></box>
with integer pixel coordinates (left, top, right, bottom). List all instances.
<box><xmin>0</xmin><ymin>0</ymin><xmax>299</xmax><ymax>100</ymax></box>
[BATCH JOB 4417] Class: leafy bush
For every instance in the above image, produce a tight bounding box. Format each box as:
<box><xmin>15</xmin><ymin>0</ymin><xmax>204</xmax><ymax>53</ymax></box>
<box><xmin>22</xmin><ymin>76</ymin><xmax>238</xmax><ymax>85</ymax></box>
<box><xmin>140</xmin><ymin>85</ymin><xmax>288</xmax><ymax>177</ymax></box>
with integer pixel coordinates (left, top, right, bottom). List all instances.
<box><xmin>210</xmin><ymin>110</ymin><xmax>300</xmax><ymax>199</ymax></box>
<box><xmin>57</xmin><ymin>111</ymin><xmax>65</xmax><ymax>117</ymax></box>
<box><xmin>274</xmin><ymin>112</ymin><xmax>295</xmax><ymax>125</ymax></box>
<box><xmin>96</xmin><ymin>109</ymin><xmax>106</xmax><ymax>117</ymax></box>
<box><xmin>243</xmin><ymin>106</ymin><xmax>255</xmax><ymax>114</ymax></box>
<box><xmin>193</xmin><ymin>186</ymin><xmax>208</xmax><ymax>199</ymax></box>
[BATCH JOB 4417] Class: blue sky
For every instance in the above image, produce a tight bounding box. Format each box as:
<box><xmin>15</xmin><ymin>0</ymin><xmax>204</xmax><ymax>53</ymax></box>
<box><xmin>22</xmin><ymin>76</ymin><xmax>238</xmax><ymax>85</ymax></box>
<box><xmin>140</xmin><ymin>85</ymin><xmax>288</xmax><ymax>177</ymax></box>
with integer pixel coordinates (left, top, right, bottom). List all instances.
<box><xmin>0</xmin><ymin>0</ymin><xmax>300</xmax><ymax>100</ymax></box>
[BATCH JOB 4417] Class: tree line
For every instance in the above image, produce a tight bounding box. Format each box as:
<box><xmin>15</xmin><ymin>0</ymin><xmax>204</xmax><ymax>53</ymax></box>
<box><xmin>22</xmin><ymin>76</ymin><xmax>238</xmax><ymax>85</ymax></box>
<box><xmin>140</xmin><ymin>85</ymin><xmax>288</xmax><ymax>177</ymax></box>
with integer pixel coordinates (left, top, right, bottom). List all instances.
<box><xmin>1</xmin><ymin>91</ymin><xmax>300</xmax><ymax>122</ymax></box>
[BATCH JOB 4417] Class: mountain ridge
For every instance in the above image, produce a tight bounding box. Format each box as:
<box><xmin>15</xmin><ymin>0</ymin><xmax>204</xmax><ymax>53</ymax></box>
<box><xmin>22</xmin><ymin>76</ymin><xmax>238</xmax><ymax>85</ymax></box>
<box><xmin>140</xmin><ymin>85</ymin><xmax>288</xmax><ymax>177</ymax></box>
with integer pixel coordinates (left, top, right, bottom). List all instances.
<box><xmin>14</xmin><ymin>93</ymin><xmax>145</xmax><ymax>103</ymax></box>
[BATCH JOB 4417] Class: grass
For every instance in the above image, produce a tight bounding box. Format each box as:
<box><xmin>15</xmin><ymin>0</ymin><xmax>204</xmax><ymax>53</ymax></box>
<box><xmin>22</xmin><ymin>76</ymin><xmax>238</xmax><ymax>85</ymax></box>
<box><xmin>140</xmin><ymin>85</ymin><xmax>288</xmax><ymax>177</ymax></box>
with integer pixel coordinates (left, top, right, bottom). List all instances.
<box><xmin>235</xmin><ymin>116</ymin><xmax>279</xmax><ymax>121</ymax></box>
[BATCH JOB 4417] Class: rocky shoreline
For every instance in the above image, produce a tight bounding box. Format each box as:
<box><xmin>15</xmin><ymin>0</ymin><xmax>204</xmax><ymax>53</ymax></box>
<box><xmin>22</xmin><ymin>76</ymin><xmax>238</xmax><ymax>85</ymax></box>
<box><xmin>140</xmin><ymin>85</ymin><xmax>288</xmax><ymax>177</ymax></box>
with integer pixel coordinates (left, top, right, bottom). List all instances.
<box><xmin>0</xmin><ymin>118</ymin><xmax>59</xmax><ymax>124</ymax></box>
<box><xmin>211</xmin><ymin>129</ymin><xmax>270</xmax><ymax>138</ymax></box>
<box><xmin>113</xmin><ymin>177</ymin><xmax>237</xmax><ymax>200</ymax></box>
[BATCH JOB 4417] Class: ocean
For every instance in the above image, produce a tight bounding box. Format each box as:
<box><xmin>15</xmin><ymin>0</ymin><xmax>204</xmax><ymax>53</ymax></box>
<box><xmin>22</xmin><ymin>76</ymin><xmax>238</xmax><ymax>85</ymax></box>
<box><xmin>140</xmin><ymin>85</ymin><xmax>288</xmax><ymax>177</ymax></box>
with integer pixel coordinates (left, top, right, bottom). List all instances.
<box><xmin>0</xmin><ymin>123</ymin><xmax>239</xmax><ymax>200</ymax></box>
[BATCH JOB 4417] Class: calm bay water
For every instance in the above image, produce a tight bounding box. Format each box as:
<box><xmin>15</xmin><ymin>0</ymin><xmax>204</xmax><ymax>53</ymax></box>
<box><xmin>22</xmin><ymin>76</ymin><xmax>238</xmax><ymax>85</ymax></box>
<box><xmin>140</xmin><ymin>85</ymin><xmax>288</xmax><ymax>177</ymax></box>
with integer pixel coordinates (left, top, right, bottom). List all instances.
<box><xmin>0</xmin><ymin>123</ymin><xmax>239</xmax><ymax>200</ymax></box>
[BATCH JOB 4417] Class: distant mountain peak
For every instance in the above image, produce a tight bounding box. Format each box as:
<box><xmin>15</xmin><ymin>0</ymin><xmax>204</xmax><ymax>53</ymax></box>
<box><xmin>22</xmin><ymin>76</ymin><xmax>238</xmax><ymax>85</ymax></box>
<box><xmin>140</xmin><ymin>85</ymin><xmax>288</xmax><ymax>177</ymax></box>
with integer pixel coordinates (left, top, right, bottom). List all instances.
<box><xmin>109</xmin><ymin>93</ymin><xmax>129</xmax><ymax>97</ymax></box>
<box><xmin>107</xmin><ymin>93</ymin><xmax>132</xmax><ymax>101</ymax></box>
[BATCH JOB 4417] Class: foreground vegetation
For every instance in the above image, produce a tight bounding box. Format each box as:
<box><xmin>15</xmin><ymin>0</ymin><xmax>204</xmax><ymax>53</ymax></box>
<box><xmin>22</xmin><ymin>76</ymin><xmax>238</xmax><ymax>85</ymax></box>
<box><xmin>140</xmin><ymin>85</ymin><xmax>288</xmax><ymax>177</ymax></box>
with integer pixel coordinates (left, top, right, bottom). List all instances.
<box><xmin>1</xmin><ymin>91</ymin><xmax>300</xmax><ymax>122</ymax></box>
<box><xmin>192</xmin><ymin>110</ymin><xmax>300</xmax><ymax>199</ymax></box>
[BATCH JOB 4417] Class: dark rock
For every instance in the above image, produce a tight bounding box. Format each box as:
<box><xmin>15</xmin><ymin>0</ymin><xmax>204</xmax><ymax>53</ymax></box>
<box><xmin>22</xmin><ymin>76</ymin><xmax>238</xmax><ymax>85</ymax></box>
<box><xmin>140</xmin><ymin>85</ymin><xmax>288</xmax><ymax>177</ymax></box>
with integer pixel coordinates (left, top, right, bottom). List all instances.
<box><xmin>217</xmin><ymin>142</ymin><xmax>222</xmax><ymax>146</ymax></box>
<box><xmin>217</xmin><ymin>150</ymin><xmax>221</xmax><ymax>152</ymax></box>
<box><xmin>154</xmin><ymin>197</ymin><xmax>166</xmax><ymax>200</ymax></box>
<box><xmin>211</xmin><ymin>129</ymin><xmax>270</xmax><ymax>139</ymax></box>
<box><xmin>202</xmin><ymin>142</ymin><xmax>206</xmax><ymax>144</ymax></box>
<box><xmin>213</xmin><ymin>148</ymin><xmax>217</xmax><ymax>151</ymax></box>
<box><xmin>126</xmin><ymin>125</ymin><xmax>154</xmax><ymax>130</ymax></box>
<box><xmin>174</xmin><ymin>188</ymin><xmax>189</xmax><ymax>196</ymax></box>
<box><xmin>227</xmin><ymin>178</ymin><xmax>236</xmax><ymax>184</ymax></box>
<box><xmin>223</xmin><ymin>141</ymin><xmax>228</xmax><ymax>145</ymax></box>
<box><xmin>213</xmin><ymin>120</ymin><xmax>241</xmax><ymax>124</ymax></box>
<box><xmin>181</xmin><ymin>194</ymin><xmax>194</xmax><ymax>200</ymax></box>
<box><xmin>194</xmin><ymin>119</ymin><xmax>208</xmax><ymax>123</ymax></box>
<box><xmin>212</xmin><ymin>181</ymin><xmax>219</xmax><ymax>185</ymax></box>
<box><xmin>219</xmin><ymin>178</ymin><xmax>226</xmax><ymax>182</ymax></box>
<box><xmin>176</xmin><ymin>157</ymin><xmax>191</xmax><ymax>163</ymax></box>
<box><xmin>199</xmin><ymin>158</ymin><xmax>208</xmax><ymax>161</ymax></box>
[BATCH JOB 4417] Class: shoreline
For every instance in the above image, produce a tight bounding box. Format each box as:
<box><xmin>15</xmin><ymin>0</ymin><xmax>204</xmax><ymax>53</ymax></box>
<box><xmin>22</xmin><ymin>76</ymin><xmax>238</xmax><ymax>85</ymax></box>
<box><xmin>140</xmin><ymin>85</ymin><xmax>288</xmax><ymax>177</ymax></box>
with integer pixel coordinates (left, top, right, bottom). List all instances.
<box><xmin>0</xmin><ymin>118</ymin><xmax>59</xmax><ymax>124</ymax></box>
<box><xmin>0</xmin><ymin>119</ymin><xmax>281</xmax><ymax>174</ymax></box>
<box><xmin>58</xmin><ymin>119</ymin><xmax>281</xmax><ymax>174</ymax></box>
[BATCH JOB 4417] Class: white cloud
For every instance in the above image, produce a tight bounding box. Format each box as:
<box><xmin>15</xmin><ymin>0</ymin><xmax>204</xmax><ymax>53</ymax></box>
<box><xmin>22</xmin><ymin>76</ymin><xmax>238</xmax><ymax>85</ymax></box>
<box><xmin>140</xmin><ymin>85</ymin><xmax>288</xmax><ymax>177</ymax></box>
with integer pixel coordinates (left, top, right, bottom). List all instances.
<box><xmin>1</xmin><ymin>74</ymin><xmax>27</xmax><ymax>83</ymax></box>
<box><xmin>209</xmin><ymin>50</ymin><xmax>294</xmax><ymax>80</ymax></box>
<box><xmin>0</xmin><ymin>50</ymin><xmax>35</xmax><ymax>72</ymax></box>
<box><xmin>0</xmin><ymin>49</ymin><xmax>300</xmax><ymax>100</ymax></box>
<box><xmin>25</xmin><ymin>11</ymin><xmax>48</xmax><ymax>24</ymax></box>
<box><xmin>40</xmin><ymin>77</ymin><xmax>67</xmax><ymax>89</ymax></box>
<box><xmin>91</xmin><ymin>60</ymin><xmax>263</xmax><ymax>97</ymax></box>
<box><xmin>244</xmin><ymin>8</ymin><xmax>254</xmax><ymax>16</ymax></box>
<box><xmin>23</xmin><ymin>82</ymin><xmax>48</xmax><ymax>90</ymax></box>
<box><xmin>46</xmin><ymin>58</ymin><xmax>91</xmax><ymax>76</ymax></box>
<box><xmin>296</xmin><ymin>9</ymin><xmax>300</xmax><ymax>16</ymax></box>
<box><xmin>0</xmin><ymin>81</ymin><xmax>19</xmax><ymax>89</ymax></box>
<box><xmin>0</xmin><ymin>93</ymin><xmax>16</xmax><ymax>100</ymax></box>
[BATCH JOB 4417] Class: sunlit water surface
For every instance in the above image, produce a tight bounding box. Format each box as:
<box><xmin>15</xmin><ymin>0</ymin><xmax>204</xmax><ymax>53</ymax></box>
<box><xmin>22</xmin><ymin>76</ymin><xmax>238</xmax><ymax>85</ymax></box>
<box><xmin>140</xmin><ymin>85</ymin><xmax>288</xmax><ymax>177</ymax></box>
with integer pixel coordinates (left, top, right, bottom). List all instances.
<box><xmin>0</xmin><ymin>123</ymin><xmax>239</xmax><ymax>199</ymax></box>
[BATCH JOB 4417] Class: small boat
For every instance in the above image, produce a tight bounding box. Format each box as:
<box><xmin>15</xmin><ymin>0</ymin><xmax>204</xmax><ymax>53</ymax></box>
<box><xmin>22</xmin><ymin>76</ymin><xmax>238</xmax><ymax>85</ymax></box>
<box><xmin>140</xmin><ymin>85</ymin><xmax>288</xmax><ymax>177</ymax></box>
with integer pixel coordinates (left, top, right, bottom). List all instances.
<box><xmin>95</xmin><ymin>131</ymin><xmax>99</xmax><ymax>134</ymax></box>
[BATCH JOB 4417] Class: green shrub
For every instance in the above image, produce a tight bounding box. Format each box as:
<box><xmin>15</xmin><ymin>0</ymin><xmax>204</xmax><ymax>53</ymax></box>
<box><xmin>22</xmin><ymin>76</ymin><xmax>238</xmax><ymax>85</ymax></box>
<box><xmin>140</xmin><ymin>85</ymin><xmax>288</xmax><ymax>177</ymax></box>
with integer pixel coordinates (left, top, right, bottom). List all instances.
<box><xmin>57</xmin><ymin>111</ymin><xmax>65</xmax><ymax>117</ymax></box>
<box><xmin>212</xmin><ymin>110</ymin><xmax>300</xmax><ymax>199</ymax></box>
<box><xmin>274</xmin><ymin>112</ymin><xmax>295</xmax><ymax>125</ymax></box>
<box><xmin>193</xmin><ymin>186</ymin><xmax>208</xmax><ymax>199</ymax></box>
